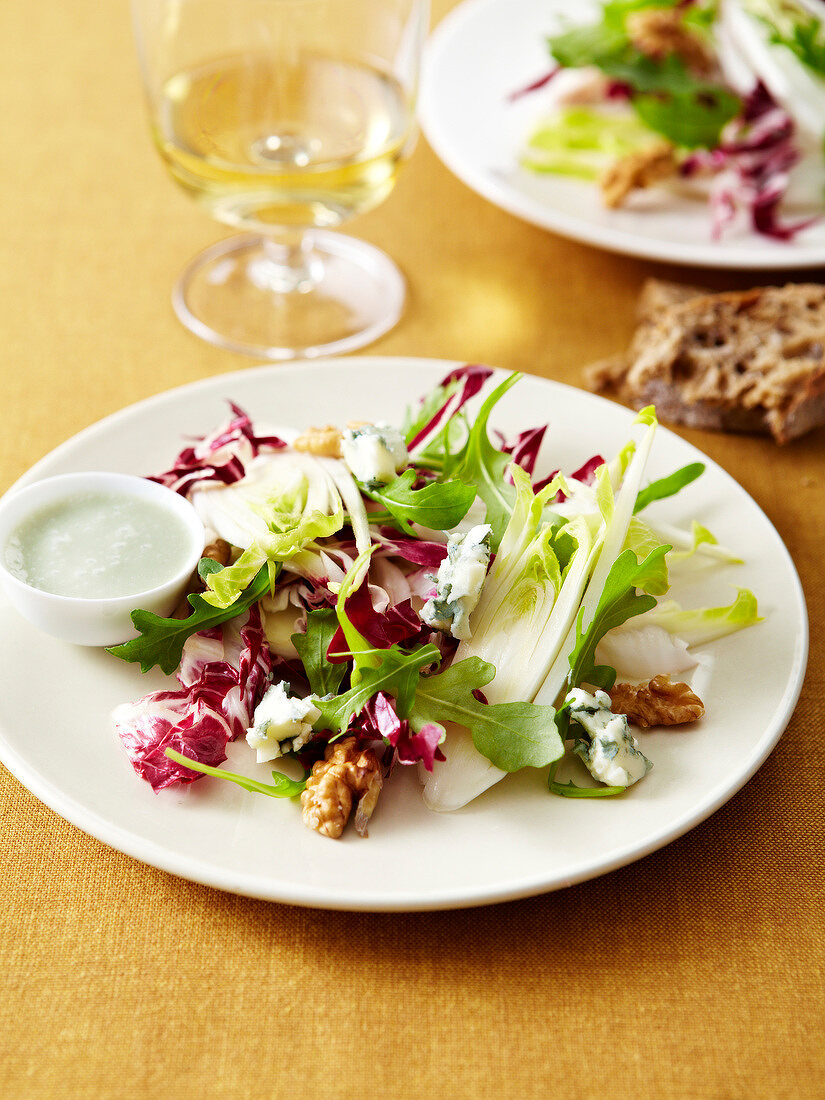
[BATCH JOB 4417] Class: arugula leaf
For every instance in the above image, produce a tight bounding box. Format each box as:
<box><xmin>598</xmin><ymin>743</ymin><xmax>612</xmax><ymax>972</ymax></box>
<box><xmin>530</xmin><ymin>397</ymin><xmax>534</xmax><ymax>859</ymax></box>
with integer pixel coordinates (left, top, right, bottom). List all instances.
<box><xmin>547</xmin><ymin>8</ymin><xmax>741</xmax><ymax>149</ymax></box>
<box><xmin>107</xmin><ymin>563</ymin><xmax>271</xmax><ymax>676</ymax></box>
<box><xmin>403</xmin><ymin>374</ymin><xmax>464</xmax><ymax>445</ymax></box>
<box><xmin>547</xmin><ymin>21</ymin><xmax>628</xmax><ymax>69</ymax></box>
<box><xmin>312</xmin><ymin>643</ymin><xmax>442</xmax><ymax>734</ymax></box>
<box><xmin>197</xmin><ymin>557</ymin><xmax>224</xmax><ymax>581</ymax></box>
<box><xmin>291</xmin><ymin>609</ymin><xmax>346</xmax><ymax>697</ymax></box>
<box><xmin>546</xmin><ymin>2</ymin><xmax>670</xmax><ymax>66</ymax></box>
<box><xmin>363</xmin><ymin>470</ymin><xmax>476</xmax><ymax>533</ymax></box>
<box><xmin>308</xmin><ymin>550</ymin><xmax>568</xmax><ymax>763</ymax></box>
<box><xmin>765</xmin><ymin>5</ymin><xmax>825</xmax><ymax>76</ymax></box>
<box><xmin>442</xmin><ymin>373</ymin><xmax>521</xmax><ymax>549</ymax></box>
<box><xmin>634</xmin><ymin>462</ymin><xmax>705</xmax><ymax>513</ymax></box>
<box><xmin>567</xmin><ymin>545</ymin><xmax>671</xmax><ymax>691</ymax></box>
<box><xmin>403</xmin><ymin>364</ymin><xmax>494</xmax><ymax>458</ymax></box>
<box><xmin>411</xmin><ymin>658</ymin><xmax>564</xmax><ymax>772</ymax></box>
<box><xmin>164</xmin><ymin>748</ymin><xmax>307</xmax><ymax>798</ymax></box>
<box><xmin>633</xmin><ymin>86</ymin><xmax>741</xmax><ymax>148</ymax></box>
<box><xmin>330</xmin><ymin>545</ymin><xmax>381</xmax><ymax>679</ymax></box>
<box><xmin>603</xmin><ymin>53</ymin><xmax>741</xmax><ymax>149</ymax></box>
<box><xmin>604</xmin><ymin>51</ymin><xmax>709</xmax><ymax>93</ymax></box>
<box><xmin>549</xmin><ymin>778</ymin><xmax>626</xmax><ymax>797</ymax></box>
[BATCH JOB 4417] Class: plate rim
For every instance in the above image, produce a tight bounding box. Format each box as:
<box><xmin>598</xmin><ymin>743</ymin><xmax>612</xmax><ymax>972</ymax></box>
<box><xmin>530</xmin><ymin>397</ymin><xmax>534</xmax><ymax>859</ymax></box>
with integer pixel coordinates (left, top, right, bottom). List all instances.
<box><xmin>421</xmin><ymin>0</ymin><xmax>825</xmax><ymax>270</ymax></box>
<box><xmin>0</xmin><ymin>356</ymin><xmax>810</xmax><ymax>910</ymax></box>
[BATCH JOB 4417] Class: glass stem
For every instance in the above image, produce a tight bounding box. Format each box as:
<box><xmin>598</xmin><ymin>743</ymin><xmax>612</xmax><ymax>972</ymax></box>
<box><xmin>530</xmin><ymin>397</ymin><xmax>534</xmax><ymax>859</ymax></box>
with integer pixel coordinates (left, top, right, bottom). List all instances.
<box><xmin>249</xmin><ymin>231</ymin><xmax>326</xmax><ymax>295</ymax></box>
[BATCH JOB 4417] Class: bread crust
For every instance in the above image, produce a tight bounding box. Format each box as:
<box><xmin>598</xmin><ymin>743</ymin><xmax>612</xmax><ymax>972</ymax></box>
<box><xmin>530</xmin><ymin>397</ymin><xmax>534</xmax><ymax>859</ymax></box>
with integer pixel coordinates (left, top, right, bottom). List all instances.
<box><xmin>586</xmin><ymin>279</ymin><xmax>825</xmax><ymax>443</ymax></box>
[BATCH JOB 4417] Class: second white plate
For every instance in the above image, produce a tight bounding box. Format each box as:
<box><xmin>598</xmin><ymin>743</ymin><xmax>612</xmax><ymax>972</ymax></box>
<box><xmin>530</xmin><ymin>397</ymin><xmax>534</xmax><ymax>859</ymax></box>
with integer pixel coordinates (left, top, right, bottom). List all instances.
<box><xmin>421</xmin><ymin>0</ymin><xmax>825</xmax><ymax>268</ymax></box>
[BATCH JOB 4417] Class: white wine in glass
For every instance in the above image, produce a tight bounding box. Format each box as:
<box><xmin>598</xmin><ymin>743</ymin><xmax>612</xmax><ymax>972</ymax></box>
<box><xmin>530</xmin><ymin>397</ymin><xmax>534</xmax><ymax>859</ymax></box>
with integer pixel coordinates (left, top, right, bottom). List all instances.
<box><xmin>132</xmin><ymin>0</ymin><xmax>428</xmax><ymax>359</ymax></box>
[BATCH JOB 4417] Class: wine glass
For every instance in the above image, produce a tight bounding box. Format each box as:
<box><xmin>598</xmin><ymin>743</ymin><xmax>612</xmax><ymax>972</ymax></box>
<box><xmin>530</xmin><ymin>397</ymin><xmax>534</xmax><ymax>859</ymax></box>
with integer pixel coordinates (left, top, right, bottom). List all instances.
<box><xmin>132</xmin><ymin>0</ymin><xmax>428</xmax><ymax>359</ymax></box>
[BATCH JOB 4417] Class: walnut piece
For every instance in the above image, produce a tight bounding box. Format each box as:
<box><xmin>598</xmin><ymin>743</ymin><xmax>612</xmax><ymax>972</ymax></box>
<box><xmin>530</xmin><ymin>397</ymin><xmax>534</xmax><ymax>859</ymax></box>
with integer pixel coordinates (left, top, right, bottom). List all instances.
<box><xmin>293</xmin><ymin>425</ymin><xmax>342</xmax><ymax>457</ymax></box>
<box><xmin>301</xmin><ymin>737</ymin><xmax>383</xmax><ymax>839</ymax></box>
<box><xmin>203</xmin><ymin>538</ymin><xmax>232</xmax><ymax>568</ymax></box>
<box><xmin>609</xmin><ymin>676</ymin><xmax>705</xmax><ymax>728</ymax></box>
<box><xmin>626</xmin><ymin>9</ymin><xmax>712</xmax><ymax>74</ymax></box>
<box><xmin>599</xmin><ymin>142</ymin><xmax>679</xmax><ymax>208</ymax></box>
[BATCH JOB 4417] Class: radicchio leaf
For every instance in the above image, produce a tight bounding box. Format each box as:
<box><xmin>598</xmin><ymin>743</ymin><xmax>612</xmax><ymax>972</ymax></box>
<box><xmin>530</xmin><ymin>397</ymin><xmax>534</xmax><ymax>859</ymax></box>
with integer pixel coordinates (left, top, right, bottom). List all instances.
<box><xmin>680</xmin><ymin>81</ymin><xmax>819</xmax><ymax>242</ymax></box>
<box><xmin>360</xmin><ymin>692</ymin><xmax>446</xmax><ymax>771</ymax></box>
<box><xmin>406</xmin><ymin>364</ymin><xmax>493</xmax><ymax>451</ymax></box>
<box><xmin>327</xmin><ymin>582</ymin><xmax>428</xmax><ymax>662</ymax></box>
<box><xmin>374</xmin><ymin>529</ymin><xmax>448</xmax><ymax>568</ymax></box>
<box><xmin>507</xmin><ymin>66</ymin><xmax>560</xmax><ymax>102</ymax></box>
<box><xmin>535</xmin><ymin>453</ymin><xmax>604</xmax><ymax>496</ymax></box>
<box><xmin>495</xmin><ymin>424</ymin><xmax>547</xmax><ymax>483</ymax></box>
<box><xmin>150</xmin><ymin>401</ymin><xmax>286</xmax><ymax>496</ymax></box>
<box><xmin>113</xmin><ymin>608</ymin><xmax>272</xmax><ymax>791</ymax></box>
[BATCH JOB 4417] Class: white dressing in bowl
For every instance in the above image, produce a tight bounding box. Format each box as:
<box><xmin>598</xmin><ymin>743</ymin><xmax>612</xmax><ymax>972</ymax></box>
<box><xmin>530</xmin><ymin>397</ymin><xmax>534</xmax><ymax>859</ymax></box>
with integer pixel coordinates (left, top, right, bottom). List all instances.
<box><xmin>0</xmin><ymin>472</ymin><xmax>205</xmax><ymax>646</ymax></box>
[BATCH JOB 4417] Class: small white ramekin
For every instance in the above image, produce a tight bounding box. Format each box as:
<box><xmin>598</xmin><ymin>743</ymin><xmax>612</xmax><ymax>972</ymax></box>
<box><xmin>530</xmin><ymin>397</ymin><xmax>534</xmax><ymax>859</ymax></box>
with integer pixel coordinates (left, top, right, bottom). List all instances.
<box><xmin>0</xmin><ymin>472</ymin><xmax>205</xmax><ymax>646</ymax></box>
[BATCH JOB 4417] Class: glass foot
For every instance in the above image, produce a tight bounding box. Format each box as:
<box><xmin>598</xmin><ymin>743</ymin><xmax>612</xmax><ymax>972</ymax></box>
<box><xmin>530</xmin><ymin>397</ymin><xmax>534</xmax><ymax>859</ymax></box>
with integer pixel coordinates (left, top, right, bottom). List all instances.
<box><xmin>172</xmin><ymin>231</ymin><xmax>405</xmax><ymax>360</ymax></box>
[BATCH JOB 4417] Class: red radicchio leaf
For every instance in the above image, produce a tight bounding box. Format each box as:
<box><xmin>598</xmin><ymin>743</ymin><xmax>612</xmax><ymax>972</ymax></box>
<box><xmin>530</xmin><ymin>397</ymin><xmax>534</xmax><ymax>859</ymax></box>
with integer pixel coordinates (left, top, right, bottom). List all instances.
<box><xmin>116</xmin><ymin>700</ymin><xmax>236</xmax><ymax>792</ymax></box>
<box><xmin>741</xmin><ymin>79</ymin><xmax>779</xmax><ymax>125</ymax></box>
<box><xmin>114</xmin><ymin>607</ymin><xmax>272</xmax><ymax>791</ymax></box>
<box><xmin>149</xmin><ymin>401</ymin><xmax>287</xmax><ymax>496</ymax></box>
<box><xmin>362</xmin><ymin>691</ymin><xmax>405</xmax><ymax>740</ymax></box>
<box><xmin>407</xmin><ymin>364</ymin><xmax>493</xmax><ymax>451</ymax></box>
<box><xmin>606</xmin><ymin>80</ymin><xmax>632</xmax><ymax>99</ymax></box>
<box><xmin>534</xmin><ymin>454</ymin><xmax>604</xmax><ymax>496</ymax></box>
<box><xmin>495</xmin><ymin>424</ymin><xmax>548</xmax><ymax>483</ymax></box>
<box><xmin>569</xmin><ymin>454</ymin><xmax>605</xmax><ymax>485</ymax></box>
<box><xmin>507</xmin><ymin>66</ymin><xmax>560</xmax><ymax>102</ymax></box>
<box><xmin>396</xmin><ymin>723</ymin><xmax>446</xmax><ymax>771</ymax></box>
<box><xmin>680</xmin><ymin>81</ymin><xmax>819</xmax><ymax>242</ymax></box>
<box><xmin>360</xmin><ymin>692</ymin><xmax>446</xmax><ymax>771</ymax></box>
<box><xmin>327</xmin><ymin>583</ymin><xmax>426</xmax><ymax>662</ymax></box>
<box><xmin>375</xmin><ymin>528</ymin><xmax>448</xmax><ymax>569</ymax></box>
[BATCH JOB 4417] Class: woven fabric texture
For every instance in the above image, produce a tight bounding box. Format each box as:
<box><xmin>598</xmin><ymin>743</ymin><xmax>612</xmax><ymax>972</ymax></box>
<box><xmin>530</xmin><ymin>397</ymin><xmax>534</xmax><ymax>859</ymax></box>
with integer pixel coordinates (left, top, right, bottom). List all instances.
<box><xmin>0</xmin><ymin>2</ymin><xmax>823</xmax><ymax>1096</ymax></box>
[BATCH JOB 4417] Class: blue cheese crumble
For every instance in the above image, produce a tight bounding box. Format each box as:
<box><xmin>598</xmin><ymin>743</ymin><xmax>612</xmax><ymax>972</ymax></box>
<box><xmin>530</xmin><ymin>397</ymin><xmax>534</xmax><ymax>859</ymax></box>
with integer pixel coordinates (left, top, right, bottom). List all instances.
<box><xmin>246</xmin><ymin>681</ymin><xmax>321</xmax><ymax>764</ymax></box>
<box><xmin>420</xmin><ymin>524</ymin><xmax>492</xmax><ymax>641</ymax></box>
<box><xmin>567</xmin><ymin>687</ymin><xmax>653</xmax><ymax>788</ymax></box>
<box><xmin>341</xmin><ymin>423</ymin><xmax>408</xmax><ymax>487</ymax></box>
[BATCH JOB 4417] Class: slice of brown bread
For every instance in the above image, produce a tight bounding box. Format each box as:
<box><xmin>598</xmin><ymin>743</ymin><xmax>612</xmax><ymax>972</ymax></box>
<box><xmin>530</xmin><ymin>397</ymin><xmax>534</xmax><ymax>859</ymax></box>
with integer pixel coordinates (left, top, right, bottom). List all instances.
<box><xmin>586</xmin><ymin>279</ymin><xmax>825</xmax><ymax>443</ymax></box>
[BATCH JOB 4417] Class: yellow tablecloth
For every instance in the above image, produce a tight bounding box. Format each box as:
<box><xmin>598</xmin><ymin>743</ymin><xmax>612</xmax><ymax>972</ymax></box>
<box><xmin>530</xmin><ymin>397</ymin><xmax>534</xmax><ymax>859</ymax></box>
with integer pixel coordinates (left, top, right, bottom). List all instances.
<box><xmin>1</xmin><ymin>2</ymin><xmax>823</xmax><ymax>1096</ymax></box>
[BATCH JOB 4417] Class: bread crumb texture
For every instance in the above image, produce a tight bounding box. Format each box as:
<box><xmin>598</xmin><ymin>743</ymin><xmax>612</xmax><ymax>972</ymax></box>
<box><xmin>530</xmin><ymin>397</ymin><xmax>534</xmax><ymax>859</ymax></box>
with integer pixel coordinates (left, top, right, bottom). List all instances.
<box><xmin>585</xmin><ymin>279</ymin><xmax>825</xmax><ymax>443</ymax></box>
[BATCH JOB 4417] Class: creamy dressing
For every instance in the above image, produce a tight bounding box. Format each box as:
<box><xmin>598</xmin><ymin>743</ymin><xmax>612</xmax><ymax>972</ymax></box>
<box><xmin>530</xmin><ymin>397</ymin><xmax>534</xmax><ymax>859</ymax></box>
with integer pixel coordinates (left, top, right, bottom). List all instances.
<box><xmin>4</xmin><ymin>489</ymin><xmax>194</xmax><ymax>599</ymax></box>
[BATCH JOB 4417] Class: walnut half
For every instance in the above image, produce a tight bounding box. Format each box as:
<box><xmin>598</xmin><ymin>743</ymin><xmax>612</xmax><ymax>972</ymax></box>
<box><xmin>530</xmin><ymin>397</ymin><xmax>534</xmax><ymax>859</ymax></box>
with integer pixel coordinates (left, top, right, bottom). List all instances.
<box><xmin>599</xmin><ymin>142</ymin><xmax>679</xmax><ymax>208</ymax></box>
<box><xmin>301</xmin><ymin>737</ymin><xmax>383</xmax><ymax>839</ymax></box>
<box><xmin>292</xmin><ymin>425</ymin><xmax>342</xmax><ymax>457</ymax></box>
<box><xmin>609</xmin><ymin>676</ymin><xmax>705</xmax><ymax>728</ymax></box>
<box><xmin>626</xmin><ymin>9</ymin><xmax>712</xmax><ymax>74</ymax></box>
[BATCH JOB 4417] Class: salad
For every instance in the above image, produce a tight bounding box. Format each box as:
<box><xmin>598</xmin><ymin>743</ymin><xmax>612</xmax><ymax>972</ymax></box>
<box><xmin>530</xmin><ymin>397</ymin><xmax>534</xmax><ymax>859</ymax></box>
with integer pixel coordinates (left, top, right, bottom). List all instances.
<box><xmin>517</xmin><ymin>0</ymin><xmax>825</xmax><ymax>240</ymax></box>
<box><xmin>109</xmin><ymin>367</ymin><xmax>761</xmax><ymax>839</ymax></box>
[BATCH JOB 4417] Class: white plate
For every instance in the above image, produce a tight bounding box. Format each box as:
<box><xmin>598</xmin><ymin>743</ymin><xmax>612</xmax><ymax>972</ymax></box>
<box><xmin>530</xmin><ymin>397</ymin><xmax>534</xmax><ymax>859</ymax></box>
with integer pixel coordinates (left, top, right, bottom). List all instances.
<box><xmin>0</xmin><ymin>358</ymin><xmax>808</xmax><ymax>910</ymax></box>
<box><xmin>421</xmin><ymin>0</ymin><xmax>825</xmax><ymax>268</ymax></box>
